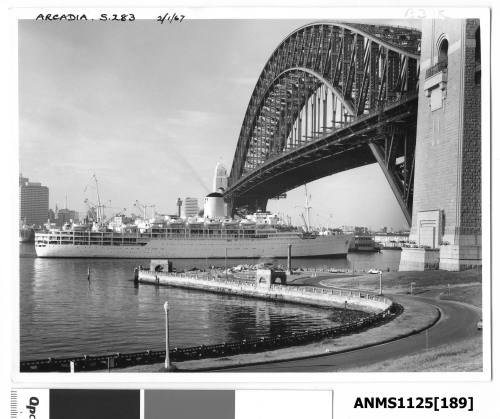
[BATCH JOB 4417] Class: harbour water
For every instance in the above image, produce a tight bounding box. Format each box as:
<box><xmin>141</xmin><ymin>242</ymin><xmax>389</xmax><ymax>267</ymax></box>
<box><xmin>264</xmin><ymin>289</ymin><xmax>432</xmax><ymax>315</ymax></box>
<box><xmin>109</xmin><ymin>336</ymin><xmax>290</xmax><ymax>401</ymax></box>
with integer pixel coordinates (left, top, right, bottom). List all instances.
<box><xmin>20</xmin><ymin>244</ymin><xmax>401</xmax><ymax>360</ymax></box>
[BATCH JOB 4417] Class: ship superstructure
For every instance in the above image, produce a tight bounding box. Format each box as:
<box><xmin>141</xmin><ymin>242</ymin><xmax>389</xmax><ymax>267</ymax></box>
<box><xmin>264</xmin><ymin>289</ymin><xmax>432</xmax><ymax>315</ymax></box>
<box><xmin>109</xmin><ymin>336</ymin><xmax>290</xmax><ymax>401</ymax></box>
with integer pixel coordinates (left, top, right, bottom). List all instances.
<box><xmin>35</xmin><ymin>174</ymin><xmax>350</xmax><ymax>258</ymax></box>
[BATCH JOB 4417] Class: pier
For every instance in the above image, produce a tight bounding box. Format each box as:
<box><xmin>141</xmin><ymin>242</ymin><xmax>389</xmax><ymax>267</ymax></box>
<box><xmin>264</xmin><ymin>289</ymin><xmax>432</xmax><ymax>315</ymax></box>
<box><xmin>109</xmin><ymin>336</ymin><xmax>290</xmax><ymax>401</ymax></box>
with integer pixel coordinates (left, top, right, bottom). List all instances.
<box><xmin>136</xmin><ymin>269</ymin><xmax>392</xmax><ymax>313</ymax></box>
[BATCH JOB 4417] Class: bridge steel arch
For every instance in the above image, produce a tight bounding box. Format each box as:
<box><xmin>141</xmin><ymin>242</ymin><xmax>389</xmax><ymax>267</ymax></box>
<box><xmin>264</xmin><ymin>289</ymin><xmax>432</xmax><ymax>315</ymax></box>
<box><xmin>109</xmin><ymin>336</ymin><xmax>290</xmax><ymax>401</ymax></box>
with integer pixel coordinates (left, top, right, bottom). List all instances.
<box><xmin>225</xmin><ymin>22</ymin><xmax>421</xmax><ymax>224</ymax></box>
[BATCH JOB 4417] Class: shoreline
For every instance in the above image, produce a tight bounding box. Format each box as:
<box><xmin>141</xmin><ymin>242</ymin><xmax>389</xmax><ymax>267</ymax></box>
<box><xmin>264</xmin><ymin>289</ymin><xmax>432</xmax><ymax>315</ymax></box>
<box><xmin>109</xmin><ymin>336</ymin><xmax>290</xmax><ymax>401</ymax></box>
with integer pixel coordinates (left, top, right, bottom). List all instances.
<box><xmin>21</xmin><ymin>269</ymin><xmax>481</xmax><ymax>372</ymax></box>
<box><xmin>117</xmin><ymin>293</ymin><xmax>439</xmax><ymax>372</ymax></box>
<box><xmin>119</xmin><ymin>269</ymin><xmax>481</xmax><ymax>372</ymax></box>
<box><xmin>21</xmin><ymin>270</ymin><xmax>396</xmax><ymax>372</ymax></box>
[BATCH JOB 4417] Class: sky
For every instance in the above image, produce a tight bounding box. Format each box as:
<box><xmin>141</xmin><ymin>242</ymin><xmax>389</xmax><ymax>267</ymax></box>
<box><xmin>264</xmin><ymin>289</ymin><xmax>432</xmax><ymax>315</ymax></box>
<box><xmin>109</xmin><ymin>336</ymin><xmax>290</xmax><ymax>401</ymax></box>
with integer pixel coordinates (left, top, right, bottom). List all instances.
<box><xmin>18</xmin><ymin>19</ymin><xmax>419</xmax><ymax>231</ymax></box>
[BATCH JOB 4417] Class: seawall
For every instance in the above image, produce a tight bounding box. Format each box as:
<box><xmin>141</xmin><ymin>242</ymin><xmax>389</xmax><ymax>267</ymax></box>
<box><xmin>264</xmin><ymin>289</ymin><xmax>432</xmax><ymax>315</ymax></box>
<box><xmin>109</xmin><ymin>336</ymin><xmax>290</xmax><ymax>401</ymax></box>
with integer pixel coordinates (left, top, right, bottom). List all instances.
<box><xmin>137</xmin><ymin>270</ymin><xmax>392</xmax><ymax>313</ymax></box>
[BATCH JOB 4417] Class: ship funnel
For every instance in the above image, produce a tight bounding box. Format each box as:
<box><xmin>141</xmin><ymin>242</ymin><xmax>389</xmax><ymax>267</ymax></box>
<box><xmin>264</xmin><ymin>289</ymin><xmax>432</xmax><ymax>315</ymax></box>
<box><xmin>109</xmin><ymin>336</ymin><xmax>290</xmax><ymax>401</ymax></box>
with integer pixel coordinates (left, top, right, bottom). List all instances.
<box><xmin>204</xmin><ymin>192</ymin><xmax>225</xmax><ymax>219</ymax></box>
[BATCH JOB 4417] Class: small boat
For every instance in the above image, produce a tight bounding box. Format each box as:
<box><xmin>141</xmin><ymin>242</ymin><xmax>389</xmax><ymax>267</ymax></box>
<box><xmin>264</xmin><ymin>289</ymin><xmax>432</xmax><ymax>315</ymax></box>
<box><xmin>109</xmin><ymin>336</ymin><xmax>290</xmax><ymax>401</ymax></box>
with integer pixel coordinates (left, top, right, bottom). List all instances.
<box><xmin>222</xmin><ymin>219</ymin><xmax>239</xmax><ymax>228</ymax></box>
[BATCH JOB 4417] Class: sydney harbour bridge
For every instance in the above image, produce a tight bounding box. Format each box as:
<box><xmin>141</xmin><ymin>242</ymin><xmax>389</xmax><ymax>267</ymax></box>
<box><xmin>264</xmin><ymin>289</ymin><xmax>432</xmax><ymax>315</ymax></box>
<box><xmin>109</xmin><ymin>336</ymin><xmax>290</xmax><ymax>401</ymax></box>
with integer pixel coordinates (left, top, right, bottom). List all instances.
<box><xmin>224</xmin><ymin>22</ymin><xmax>422</xmax><ymax>225</ymax></box>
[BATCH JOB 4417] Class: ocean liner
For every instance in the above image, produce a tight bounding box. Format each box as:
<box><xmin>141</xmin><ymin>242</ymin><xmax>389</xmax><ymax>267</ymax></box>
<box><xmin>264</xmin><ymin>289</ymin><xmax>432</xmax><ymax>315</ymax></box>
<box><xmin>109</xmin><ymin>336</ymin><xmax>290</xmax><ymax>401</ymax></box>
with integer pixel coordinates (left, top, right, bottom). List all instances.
<box><xmin>35</xmin><ymin>172</ymin><xmax>350</xmax><ymax>259</ymax></box>
<box><xmin>34</xmin><ymin>193</ymin><xmax>350</xmax><ymax>259</ymax></box>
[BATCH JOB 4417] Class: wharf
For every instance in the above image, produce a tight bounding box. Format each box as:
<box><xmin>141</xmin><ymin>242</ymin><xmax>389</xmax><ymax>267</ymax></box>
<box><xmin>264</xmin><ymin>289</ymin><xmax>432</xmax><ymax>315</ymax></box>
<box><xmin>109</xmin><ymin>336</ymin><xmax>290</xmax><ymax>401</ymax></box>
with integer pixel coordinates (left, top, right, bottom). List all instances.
<box><xmin>136</xmin><ymin>270</ymin><xmax>391</xmax><ymax>313</ymax></box>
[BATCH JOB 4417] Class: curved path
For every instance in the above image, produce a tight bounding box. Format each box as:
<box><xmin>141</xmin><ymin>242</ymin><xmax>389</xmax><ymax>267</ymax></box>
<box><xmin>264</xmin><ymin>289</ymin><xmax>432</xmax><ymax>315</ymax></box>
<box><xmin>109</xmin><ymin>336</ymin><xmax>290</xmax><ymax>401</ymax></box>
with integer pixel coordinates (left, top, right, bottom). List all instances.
<box><xmin>211</xmin><ymin>293</ymin><xmax>481</xmax><ymax>372</ymax></box>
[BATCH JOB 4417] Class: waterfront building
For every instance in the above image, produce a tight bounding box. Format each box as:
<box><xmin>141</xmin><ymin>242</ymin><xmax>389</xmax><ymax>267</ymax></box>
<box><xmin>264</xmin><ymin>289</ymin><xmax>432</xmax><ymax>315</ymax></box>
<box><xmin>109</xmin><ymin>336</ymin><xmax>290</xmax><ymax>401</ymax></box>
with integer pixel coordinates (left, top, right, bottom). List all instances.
<box><xmin>341</xmin><ymin>225</ymin><xmax>370</xmax><ymax>235</ymax></box>
<box><xmin>373</xmin><ymin>232</ymin><xmax>410</xmax><ymax>249</ymax></box>
<box><xmin>181</xmin><ymin>197</ymin><xmax>199</xmax><ymax>218</ymax></box>
<box><xmin>19</xmin><ymin>174</ymin><xmax>49</xmax><ymax>227</ymax></box>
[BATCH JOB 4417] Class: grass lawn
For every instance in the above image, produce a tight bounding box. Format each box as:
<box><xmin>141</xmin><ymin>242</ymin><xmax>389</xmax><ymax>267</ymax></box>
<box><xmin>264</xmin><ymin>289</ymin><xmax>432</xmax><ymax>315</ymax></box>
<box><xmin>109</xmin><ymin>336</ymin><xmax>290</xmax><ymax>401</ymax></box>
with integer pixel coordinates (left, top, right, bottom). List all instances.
<box><xmin>440</xmin><ymin>284</ymin><xmax>482</xmax><ymax>308</ymax></box>
<box><xmin>317</xmin><ymin>269</ymin><xmax>483</xmax><ymax>372</ymax></box>
<box><xmin>317</xmin><ymin>268</ymin><xmax>482</xmax><ymax>297</ymax></box>
<box><xmin>343</xmin><ymin>336</ymin><xmax>482</xmax><ymax>372</ymax></box>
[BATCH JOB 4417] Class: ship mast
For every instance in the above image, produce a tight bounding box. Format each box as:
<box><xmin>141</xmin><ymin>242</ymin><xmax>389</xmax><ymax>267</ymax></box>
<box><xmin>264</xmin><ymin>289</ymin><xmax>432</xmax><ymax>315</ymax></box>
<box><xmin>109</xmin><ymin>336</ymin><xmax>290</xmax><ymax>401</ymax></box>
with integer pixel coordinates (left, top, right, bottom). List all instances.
<box><xmin>304</xmin><ymin>184</ymin><xmax>312</xmax><ymax>232</ymax></box>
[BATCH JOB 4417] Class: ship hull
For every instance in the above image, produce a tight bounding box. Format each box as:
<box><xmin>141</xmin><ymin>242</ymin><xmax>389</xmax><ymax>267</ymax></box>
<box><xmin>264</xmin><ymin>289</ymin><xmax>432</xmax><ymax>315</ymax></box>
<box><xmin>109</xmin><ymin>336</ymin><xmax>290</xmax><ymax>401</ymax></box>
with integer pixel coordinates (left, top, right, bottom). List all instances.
<box><xmin>35</xmin><ymin>234</ymin><xmax>351</xmax><ymax>259</ymax></box>
<box><xmin>19</xmin><ymin>228</ymin><xmax>35</xmax><ymax>243</ymax></box>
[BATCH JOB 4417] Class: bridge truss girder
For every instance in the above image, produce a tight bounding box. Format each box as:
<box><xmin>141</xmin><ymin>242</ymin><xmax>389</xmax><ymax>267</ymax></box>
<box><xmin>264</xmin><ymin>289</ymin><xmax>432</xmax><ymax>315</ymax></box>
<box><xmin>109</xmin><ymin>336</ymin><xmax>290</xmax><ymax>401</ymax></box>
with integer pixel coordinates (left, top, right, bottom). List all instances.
<box><xmin>226</xmin><ymin>22</ymin><xmax>420</xmax><ymax>222</ymax></box>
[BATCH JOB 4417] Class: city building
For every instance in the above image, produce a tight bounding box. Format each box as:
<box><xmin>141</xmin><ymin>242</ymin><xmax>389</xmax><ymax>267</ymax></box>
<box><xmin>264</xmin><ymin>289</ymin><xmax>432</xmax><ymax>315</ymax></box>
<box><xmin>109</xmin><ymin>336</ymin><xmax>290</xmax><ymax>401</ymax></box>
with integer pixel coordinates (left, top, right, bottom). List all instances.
<box><xmin>181</xmin><ymin>197</ymin><xmax>199</xmax><ymax>218</ymax></box>
<box><xmin>54</xmin><ymin>206</ymin><xmax>79</xmax><ymax>227</ymax></box>
<box><xmin>213</xmin><ymin>162</ymin><xmax>228</xmax><ymax>192</ymax></box>
<box><xmin>48</xmin><ymin>208</ymin><xmax>56</xmax><ymax>223</ymax></box>
<box><xmin>19</xmin><ymin>174</ymin><xmax>49</xmax><ymax>227</ymax></box>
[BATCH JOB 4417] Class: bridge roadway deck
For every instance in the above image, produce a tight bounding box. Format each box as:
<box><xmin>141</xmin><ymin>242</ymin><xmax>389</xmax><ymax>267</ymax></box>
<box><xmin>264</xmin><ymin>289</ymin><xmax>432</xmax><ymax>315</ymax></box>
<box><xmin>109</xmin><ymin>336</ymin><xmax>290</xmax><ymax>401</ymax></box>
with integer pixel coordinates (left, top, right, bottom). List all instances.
<box><xmin>225</xmin><ymin>96</ymin><xmax>417</xmax><ymax>209</ymax></box>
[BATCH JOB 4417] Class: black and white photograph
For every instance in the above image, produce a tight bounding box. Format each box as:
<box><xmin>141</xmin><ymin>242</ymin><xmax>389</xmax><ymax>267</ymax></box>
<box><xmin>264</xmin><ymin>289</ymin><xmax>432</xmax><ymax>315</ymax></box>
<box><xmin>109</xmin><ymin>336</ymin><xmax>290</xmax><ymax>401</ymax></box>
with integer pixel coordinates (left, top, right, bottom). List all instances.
<box><xmin>14</xmin><ymin>11</ymin><xmax>488</xmax><ymax>376</ymax></box>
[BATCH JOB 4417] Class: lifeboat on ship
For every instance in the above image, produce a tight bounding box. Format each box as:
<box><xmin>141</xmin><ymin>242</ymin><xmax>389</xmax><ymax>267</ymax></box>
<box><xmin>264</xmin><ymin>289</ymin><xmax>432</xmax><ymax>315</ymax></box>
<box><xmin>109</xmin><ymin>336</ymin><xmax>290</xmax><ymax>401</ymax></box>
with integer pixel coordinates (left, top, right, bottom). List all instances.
<box><xmin>239</xmin><ymin>219</ymin><xmax>256</xmax><ymax>229</ymax></box>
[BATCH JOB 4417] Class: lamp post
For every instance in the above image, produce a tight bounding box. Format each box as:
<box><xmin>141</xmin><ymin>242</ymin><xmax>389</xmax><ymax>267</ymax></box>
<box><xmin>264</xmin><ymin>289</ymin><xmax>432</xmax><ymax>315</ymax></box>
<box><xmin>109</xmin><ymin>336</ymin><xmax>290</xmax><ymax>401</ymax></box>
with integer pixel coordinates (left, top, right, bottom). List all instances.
<box><xmin>164</xmin><ymin>301</ymin><xmax>171</xmax><ymax>370</ymax></box>
<box><xmin>378</xmin><ymin>271</ymin><xmax>382</xmax><ymax>295</ymax></box>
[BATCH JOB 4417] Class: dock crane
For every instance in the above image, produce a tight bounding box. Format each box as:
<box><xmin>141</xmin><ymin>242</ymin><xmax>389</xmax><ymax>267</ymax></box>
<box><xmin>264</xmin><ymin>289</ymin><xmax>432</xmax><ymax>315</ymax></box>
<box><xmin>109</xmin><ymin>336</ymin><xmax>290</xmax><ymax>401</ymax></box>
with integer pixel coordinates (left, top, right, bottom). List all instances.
<box><xmin>84</xmin><ymin>198</ymin><xmax>126</xmax><ymax>225</ymax></box>
<box><xmin>134</xmin><ymin>200</ymin><xmax>156</xmax><ymax>220</ymax></box>
<box><xmin>83</xmin><ymin>174</ymin><xmax>105</xmax><ymax>223</ymax></box>
<box><xmin>83</xmin><ymin>198</ymin><xmax>99</xmax><ymax>223</ymax></box>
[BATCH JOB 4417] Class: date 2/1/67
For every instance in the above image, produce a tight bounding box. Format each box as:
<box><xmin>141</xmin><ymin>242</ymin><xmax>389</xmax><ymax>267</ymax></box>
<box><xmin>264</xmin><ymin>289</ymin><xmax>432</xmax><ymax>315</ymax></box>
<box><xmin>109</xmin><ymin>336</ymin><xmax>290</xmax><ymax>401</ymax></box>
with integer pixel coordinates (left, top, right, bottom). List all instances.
<box><xmin>157</xmin><ymin>13</ymin><xmax>185</xmax><ymax>24</ymax></box>
<box><xmin>100</xmin><ymin>14</ymin><xmax>135</xmax><ymax>21</ymax></box>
